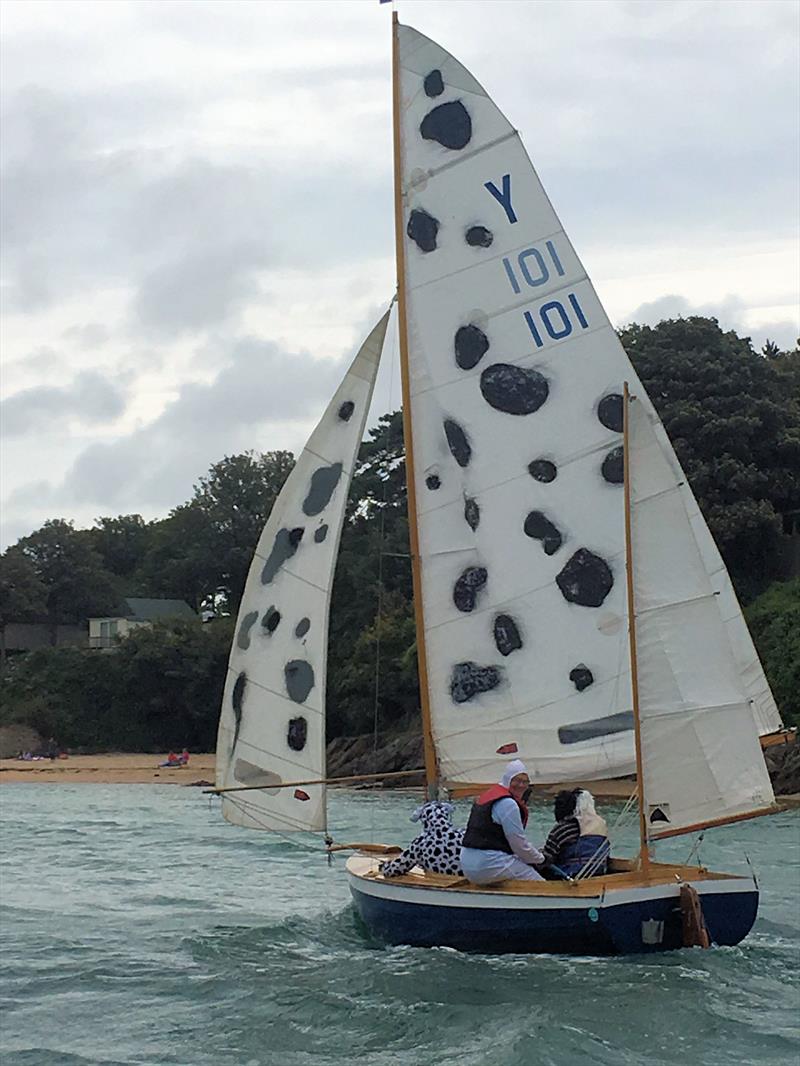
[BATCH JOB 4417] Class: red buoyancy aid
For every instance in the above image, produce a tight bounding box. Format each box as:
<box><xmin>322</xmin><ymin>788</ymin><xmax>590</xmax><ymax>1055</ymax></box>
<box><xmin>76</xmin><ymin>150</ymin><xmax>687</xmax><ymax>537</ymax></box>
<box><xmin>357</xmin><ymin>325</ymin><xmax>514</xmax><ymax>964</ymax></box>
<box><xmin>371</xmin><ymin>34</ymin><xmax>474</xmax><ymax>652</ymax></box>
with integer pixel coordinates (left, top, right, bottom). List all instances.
<box><xmin>476</xmin><ymin>784</ymin><xmax>529</xmax><ymax>827</ymax></box>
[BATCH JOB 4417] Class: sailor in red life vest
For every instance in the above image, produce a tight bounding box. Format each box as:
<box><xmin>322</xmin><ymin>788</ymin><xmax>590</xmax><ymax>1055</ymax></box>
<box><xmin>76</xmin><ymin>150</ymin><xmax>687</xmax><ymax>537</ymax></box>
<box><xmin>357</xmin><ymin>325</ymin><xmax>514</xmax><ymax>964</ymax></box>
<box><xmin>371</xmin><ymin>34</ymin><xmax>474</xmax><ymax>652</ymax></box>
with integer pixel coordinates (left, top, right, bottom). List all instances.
<box><xmin>460</xmin><ymin>760</ymin><xmax>545</xmax><ymax>884</ymax></box>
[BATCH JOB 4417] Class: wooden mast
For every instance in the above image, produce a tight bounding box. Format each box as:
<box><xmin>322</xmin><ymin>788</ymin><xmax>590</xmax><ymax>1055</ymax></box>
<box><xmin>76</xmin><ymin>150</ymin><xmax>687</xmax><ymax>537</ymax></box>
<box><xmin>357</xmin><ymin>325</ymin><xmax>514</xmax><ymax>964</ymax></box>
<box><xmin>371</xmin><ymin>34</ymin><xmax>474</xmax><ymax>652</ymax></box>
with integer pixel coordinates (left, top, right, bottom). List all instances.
<box><xmin>622</xmin><ymin>382</ymin><xmax>651</xmax><ymax>873</ymax></box>
<box><xmin>391</xmin><ymin>12</ymin><xmax>439</xmax><ymax>798</ymax></box>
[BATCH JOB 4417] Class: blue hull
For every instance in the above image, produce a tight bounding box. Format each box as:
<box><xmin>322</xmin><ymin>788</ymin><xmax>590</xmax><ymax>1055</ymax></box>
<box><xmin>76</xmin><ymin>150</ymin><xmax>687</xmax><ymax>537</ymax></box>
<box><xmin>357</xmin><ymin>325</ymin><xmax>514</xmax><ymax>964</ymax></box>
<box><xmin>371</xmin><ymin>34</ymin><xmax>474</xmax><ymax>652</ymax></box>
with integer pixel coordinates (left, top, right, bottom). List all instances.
<box><xmin>349</xmin><ymin>879</ymin><xmax>759</xmax><ymax>955</ymax></box>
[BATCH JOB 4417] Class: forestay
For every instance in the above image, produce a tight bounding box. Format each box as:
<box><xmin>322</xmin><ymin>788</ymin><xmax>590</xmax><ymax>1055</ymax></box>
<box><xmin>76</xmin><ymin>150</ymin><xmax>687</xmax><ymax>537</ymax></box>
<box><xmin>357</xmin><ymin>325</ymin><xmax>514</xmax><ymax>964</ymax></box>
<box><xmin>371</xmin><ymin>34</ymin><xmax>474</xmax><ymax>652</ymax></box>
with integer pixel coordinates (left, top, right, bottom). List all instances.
<box><xmin>216</xmin><ymin>312</ymin><xmax>389</xmax><ymax>831</ymax></box>
<box><xmin>394</xmin><ymin>23</ymin><xmax>780</xmax><ymax>787</ymax></box>
<box><xmin>628</xmin><ymin>396</ymin><xmax>776</xmax><ymax>837</ymax></box>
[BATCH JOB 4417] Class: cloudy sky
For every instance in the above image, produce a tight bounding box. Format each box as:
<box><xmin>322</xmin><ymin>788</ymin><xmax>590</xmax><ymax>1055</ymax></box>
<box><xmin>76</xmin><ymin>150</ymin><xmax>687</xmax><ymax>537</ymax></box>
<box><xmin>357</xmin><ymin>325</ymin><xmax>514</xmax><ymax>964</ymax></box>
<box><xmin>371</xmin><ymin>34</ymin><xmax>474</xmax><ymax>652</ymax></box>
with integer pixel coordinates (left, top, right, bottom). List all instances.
<box><xmin>1</xmin><ymin>0</ymin><xmax>798</xmax><ymax>548</ymax></box>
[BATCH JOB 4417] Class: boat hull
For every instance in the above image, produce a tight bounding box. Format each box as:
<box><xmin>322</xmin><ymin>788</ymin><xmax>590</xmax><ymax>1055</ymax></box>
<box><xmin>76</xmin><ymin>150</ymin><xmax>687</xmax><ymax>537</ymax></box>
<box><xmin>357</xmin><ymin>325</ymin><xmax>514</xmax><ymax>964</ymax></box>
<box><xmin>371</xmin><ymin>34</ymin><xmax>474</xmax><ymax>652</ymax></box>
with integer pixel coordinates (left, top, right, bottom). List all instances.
<box><xmin>347</xmin><ymin>860</ymin><xmax>758</xmax><ymax>955</ymax></box>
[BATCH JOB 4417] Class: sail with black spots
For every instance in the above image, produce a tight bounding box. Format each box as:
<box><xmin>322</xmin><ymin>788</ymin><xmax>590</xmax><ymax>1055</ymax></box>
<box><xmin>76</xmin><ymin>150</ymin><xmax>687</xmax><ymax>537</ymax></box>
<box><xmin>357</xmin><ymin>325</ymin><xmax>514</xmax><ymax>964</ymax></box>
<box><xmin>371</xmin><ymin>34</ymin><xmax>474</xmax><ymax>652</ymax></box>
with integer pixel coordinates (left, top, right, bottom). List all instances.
<box><xmin>393</xmin><ymin>21</ymin><xmax>780</xmax><ymax>787</ymax></box>
<box><xmin>216</xmin><ymin>311</ymin><xmax>389</xmax><ymax>831</ymax></box>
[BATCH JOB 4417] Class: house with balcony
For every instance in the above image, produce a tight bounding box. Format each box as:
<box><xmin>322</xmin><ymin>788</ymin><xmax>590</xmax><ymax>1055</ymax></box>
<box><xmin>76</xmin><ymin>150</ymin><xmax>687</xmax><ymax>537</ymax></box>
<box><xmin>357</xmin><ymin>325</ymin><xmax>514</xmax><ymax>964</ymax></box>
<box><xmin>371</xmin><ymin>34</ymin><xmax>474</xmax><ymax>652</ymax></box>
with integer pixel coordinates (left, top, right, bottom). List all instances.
<box><xmin>89</xmin><ymin>598</ymin><xmax>196</xmax><ymax>649</ymax></box>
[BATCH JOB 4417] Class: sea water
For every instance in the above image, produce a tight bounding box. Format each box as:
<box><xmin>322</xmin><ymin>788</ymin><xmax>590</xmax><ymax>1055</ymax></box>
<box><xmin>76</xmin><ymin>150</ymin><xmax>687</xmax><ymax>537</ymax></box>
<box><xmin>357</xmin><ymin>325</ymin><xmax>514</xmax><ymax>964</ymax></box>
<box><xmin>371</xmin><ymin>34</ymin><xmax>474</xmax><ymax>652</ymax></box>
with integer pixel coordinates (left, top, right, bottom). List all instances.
<box><xmin>0</xmin><ymin>784</ymin><xmax>797</xmax><ymax>1066</ymax></box>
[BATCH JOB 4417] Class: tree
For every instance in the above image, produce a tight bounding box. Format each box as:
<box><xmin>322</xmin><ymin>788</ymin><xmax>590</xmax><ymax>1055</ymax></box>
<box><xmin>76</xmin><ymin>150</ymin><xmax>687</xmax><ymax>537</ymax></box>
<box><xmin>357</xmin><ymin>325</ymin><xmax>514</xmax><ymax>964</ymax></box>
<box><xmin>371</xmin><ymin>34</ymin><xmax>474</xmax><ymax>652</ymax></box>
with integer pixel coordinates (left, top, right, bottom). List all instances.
<box><xmin>622</xmin><ymin>317</ymin><xmax>800</xmax><ymax>599</ymax></box>
<box><xmin>0</xmin><ymin>547</ymin><xmax>47</xmax><ymax>668</ymax></box>
<box><xmin>89</xmin><ymin>514</ymin><xmax>152</xmax><ymax>581</ymax></box>
<box><xmin>14</xmin><ymin>519</ymin><xmax>118</xmax><ymax>636</ymax></box>
<box><xmin>745</xmin><ymin>579</ymin><xmax>800</xmax><ymax>728</ymax></box>
<box><xmin>135</xmin><ymin>451</ymin><xmax>296</xmax><ymax>614</ymax></box>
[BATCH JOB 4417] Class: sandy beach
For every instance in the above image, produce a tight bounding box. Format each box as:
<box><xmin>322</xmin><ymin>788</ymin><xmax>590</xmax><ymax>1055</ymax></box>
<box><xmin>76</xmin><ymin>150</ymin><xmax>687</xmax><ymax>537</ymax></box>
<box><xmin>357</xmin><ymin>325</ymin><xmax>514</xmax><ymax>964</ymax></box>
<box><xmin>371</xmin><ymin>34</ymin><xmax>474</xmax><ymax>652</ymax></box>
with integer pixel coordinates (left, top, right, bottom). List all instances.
<box><xmin>0</xmin><ymin>752</ymin><xmax>216</xmax><ymax>785</ymax></box>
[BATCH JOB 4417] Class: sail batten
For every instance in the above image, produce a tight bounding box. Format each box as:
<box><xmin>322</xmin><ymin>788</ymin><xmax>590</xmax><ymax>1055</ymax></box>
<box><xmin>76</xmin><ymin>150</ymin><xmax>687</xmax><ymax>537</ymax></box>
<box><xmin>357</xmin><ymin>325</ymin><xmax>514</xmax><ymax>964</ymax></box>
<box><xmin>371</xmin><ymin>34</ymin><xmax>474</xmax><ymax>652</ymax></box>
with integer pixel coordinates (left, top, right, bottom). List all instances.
<box><xmin>215</xmin><ymin>311</ymin><xmax>389</xmax><ymax>831</ymax></box>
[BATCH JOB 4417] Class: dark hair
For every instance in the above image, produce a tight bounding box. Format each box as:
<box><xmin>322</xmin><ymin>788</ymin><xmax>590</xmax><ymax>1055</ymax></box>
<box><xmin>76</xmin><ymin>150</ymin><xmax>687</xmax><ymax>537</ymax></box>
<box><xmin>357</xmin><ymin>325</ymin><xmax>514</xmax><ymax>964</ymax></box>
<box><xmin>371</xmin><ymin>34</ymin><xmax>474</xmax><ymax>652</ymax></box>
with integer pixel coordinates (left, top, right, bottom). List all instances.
<box><xmin>554</xmin><ymin>789</ymin><xmax>578</xmax><ymax>822</ymax></box>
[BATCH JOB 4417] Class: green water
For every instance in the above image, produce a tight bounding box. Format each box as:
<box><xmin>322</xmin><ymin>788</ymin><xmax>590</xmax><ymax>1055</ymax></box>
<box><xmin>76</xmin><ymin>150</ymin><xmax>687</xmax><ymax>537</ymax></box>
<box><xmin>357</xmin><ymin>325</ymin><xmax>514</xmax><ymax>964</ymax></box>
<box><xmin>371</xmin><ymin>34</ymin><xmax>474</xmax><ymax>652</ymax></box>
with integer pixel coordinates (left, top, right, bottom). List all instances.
<box><xmin>1</xmin><ymin>785</ymin><xmax>798</xmax><ymax>1065</ymax></box>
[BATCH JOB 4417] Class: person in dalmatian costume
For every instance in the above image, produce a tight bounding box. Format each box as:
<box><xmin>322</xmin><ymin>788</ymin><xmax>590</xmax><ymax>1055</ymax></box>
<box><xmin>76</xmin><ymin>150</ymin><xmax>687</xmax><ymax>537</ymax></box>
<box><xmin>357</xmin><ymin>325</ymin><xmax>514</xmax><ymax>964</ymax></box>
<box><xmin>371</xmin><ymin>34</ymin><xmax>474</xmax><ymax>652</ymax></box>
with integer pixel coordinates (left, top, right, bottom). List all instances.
<box><xmin>379</xmin><ymin>800</ymin><xmax>465</xmax><ymax>878</ymax></box>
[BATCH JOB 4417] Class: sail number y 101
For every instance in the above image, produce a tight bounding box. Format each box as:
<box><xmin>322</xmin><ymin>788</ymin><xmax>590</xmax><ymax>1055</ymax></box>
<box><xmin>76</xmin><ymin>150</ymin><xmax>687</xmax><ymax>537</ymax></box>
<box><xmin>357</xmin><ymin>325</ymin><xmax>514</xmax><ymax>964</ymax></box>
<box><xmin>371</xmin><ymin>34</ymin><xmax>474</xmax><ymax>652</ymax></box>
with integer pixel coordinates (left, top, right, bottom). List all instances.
<box><xmin>487</xmin><ymin>174</ymin><xmax>591</xmax><ymax>349</ymax></box>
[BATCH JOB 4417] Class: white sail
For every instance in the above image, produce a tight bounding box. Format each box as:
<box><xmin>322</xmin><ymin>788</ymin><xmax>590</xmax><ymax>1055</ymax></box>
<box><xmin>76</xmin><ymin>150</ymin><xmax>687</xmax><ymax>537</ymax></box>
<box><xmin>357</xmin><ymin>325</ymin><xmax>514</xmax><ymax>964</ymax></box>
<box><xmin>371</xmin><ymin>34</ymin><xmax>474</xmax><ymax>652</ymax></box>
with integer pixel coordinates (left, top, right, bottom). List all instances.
<box><xmin>629</xmin><ymin>396</ymin><xmax>776</xmax><ymax>837</ymax></box>
<box><xmin>394</xmin><ymin>23</ymin><xmax>780</xmax><ymax>787</ymax></box>
<box><xmin>216</xmin><ymin>311</ymin><xmax>389</xmax><ymax>831</ymax></box>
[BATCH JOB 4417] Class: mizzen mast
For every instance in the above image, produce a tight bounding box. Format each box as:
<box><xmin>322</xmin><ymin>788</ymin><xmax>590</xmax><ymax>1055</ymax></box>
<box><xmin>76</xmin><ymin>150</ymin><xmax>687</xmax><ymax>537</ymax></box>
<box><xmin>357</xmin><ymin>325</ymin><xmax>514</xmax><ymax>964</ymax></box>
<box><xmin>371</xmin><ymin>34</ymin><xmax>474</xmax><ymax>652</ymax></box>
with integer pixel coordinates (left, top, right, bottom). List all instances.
<box><xmin>391</xmin><ymin>12</ymin><xmax>439</xmax><ymax>798</ymax></box>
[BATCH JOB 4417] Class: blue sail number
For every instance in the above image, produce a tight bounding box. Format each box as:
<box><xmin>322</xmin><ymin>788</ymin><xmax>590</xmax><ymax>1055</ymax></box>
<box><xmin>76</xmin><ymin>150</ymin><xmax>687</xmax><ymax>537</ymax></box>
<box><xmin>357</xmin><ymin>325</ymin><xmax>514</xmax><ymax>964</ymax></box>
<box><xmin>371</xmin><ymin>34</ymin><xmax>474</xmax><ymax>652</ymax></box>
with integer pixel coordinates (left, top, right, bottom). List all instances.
<box><xmin>524</xmin><ymin>294</ymin><xmax>589</xmax><ymax>347</ymax></box>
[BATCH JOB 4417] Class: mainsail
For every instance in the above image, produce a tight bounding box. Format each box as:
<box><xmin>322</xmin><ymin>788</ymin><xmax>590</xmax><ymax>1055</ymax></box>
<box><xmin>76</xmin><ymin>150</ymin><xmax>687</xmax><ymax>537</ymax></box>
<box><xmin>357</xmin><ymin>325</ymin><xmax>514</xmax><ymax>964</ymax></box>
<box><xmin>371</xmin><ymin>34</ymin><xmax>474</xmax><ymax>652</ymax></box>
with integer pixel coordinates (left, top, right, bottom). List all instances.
<box><xmin>628</xmin><ymin>395</ymin><xmax>776</xmax><ymax>838</ymax></box>
<box><xmin>393</xmin><ymin>22</ymin><xmax>781</xmax><ymax>787</ymax></box>
<box><xmin>216</xmin><ymin>312</ymin><xmax>389</xmax><ymax>830</ymax></box>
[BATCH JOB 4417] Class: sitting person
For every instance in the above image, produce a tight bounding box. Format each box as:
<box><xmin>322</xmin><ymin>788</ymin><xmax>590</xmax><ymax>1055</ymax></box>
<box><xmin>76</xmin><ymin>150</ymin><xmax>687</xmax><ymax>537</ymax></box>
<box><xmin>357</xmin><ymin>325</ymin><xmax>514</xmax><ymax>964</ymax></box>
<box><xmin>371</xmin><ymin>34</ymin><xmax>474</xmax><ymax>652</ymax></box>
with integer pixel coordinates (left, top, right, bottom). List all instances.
<box><xmin>544</xmin><ymin>788</ymin><xmax>610</xmax><ymax>878</ymax></box>
<box><xmin>460</xmin><ymin>759</ymin><xmax>545</xmax><ymax>884</ymax></box>
<box><xmin>539</xmin><ymin>789</ymin><xmax>582</xmax><ymax>877</ymax></box>
<box><xmin>380</xmin><ymin>800</ymin><xmax>465</xmax><ymax>878</ymax></box>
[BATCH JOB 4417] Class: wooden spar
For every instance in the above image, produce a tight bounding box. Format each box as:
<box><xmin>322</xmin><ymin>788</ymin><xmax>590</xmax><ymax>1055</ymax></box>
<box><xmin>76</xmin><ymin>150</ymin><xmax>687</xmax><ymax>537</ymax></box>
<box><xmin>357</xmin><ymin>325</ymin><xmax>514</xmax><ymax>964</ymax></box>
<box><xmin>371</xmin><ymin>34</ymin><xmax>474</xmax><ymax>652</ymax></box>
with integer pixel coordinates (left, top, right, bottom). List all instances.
<box><xmin>391</xmin><ymin>12</ymin><xmax>440</xmax><ymax>799</ymax></box>
<box><xmin>650</xmin><ymin>804</ymin><xmax>782</xmax><ymax>841</ymax></box>
<box><xmin>622</xmin><ymin>382</ymin><xmax>651</xmax><ymax>872</ymax></box>
<box><xmin>206</xmin><ymin>767</ymin><xmax>426</xmax><ymax>795</ymax></box>
<box><xmin>326</xmin><ymin>842</ymin><xmax>402</xmax><ymax>855</ymax></box>
<box><xmin>760</xmin><ymin>728</ymin><xmax>797</xmax><ymax>749</ymax></box>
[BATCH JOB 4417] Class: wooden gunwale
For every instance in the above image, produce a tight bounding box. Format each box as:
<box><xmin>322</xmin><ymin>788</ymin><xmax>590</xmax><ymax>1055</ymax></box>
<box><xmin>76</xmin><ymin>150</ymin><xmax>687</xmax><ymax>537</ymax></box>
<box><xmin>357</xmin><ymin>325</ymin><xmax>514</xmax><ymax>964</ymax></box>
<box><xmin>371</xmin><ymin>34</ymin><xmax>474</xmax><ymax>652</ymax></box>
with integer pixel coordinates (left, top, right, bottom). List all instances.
<box><xmin>351</xmin><ymin>858</ymin><xmax>743</xmax><ymax>897</ymax></box>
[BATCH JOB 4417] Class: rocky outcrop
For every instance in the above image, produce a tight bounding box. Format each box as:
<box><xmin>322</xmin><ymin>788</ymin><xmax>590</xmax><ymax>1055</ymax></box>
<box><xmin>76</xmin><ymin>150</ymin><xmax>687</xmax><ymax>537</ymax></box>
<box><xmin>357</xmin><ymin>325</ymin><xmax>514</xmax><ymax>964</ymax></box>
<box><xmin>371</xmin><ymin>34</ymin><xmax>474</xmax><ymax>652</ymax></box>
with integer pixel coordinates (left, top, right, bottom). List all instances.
<box><xmin>326</xmin><ymin>732</ymin><xmax>424</xmax><ymax>786</ymax></box>
<box><xmin>0</xmin><ymin>724</ymin><xmax>42</xmax><ymax>759</ymax></box>
<box><xmin>764</xmin><ymin>741</ymin><xmax>800</xmax><ymax>796</ymax></box>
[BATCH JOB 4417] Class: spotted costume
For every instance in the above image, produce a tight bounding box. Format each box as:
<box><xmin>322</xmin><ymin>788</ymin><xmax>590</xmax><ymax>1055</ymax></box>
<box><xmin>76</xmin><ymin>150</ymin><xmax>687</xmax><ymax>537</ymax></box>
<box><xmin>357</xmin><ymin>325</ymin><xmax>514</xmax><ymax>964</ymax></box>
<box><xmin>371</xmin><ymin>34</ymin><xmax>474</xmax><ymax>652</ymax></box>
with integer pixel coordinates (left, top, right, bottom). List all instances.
<box><xmin>380</xmin><ymin>801</ymin><xmax>465</xmax><ymax>878</ymax></box>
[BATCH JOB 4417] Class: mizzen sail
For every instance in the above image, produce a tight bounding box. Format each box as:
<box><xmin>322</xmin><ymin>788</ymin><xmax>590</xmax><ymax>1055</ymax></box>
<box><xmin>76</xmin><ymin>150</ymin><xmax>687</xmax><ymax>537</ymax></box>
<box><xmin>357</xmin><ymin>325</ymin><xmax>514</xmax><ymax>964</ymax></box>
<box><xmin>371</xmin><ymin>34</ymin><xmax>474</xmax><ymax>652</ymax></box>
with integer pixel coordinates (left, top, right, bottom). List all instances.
<box><xmin>627</xmin><ymin>395</ymin><xmax>776</xmax><ymax>838</ymax></box>
<box><xmin>216</xmin><ymin>312</ymin><xmax>389</xmax><ymax>830</ymax></box>
<box><xmin>393</xmin><ymin>21</ymin><xmax>780</xmax><ymax>787</ymax></box>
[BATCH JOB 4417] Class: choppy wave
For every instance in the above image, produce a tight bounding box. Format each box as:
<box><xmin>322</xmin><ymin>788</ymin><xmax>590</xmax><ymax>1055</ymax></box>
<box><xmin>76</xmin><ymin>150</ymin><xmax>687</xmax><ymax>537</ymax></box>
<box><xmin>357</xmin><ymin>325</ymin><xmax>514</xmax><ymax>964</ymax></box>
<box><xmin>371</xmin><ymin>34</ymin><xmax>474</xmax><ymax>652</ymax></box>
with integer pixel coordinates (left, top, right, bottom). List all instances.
<box><xmin>1</xmin><ymin>785</ymin><xmax>798</xmax><ymax>1065</ymax></box>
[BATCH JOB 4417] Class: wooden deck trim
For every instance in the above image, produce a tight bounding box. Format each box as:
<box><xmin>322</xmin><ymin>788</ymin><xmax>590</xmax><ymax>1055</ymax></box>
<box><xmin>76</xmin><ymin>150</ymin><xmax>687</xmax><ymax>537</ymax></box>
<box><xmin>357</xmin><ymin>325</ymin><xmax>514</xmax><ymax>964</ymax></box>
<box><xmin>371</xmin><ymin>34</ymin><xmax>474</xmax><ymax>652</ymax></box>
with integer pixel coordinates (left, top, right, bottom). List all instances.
<box><xmin>357</xmin><ymin>858</ymin><xmax>742</xmax><ymax>897</ymax></box>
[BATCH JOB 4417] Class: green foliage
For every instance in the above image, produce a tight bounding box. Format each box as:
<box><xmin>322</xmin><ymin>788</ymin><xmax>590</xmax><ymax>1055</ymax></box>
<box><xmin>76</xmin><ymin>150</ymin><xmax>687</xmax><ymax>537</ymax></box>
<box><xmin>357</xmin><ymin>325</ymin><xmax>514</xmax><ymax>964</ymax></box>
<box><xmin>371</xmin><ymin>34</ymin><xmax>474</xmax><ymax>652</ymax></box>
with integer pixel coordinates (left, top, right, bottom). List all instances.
<box><xmin>89</xmin><ymin>514</ymin><xmax>152</xmax><ymax>580</ymax></box>
<box><xmin>15</xmin><ymin>519</ymin><xmax>119</xmax><ymax>625</ymax></box>
<box><xmin>132</xmin><ymin>451</ymin><xmax>295</xmax><ymax>611</ymax></box>
<box><xmin>0</xmin><ymin>618</ymin><xmax>233</xmax><ymax>751</ymax></box>
<box><xmin>745</xmin><ymin>579</ymin><xmax>800</xmax><ymax>728</ymax></box>
<box><xmin>0</xmin><ymin>547</ymin><xmax>47</xmax><ymax>627</ymax></box>
<box><xmin>622</xmin><ymin>318</ymin><xmax>800</xmax><ymax>600</ymax></box>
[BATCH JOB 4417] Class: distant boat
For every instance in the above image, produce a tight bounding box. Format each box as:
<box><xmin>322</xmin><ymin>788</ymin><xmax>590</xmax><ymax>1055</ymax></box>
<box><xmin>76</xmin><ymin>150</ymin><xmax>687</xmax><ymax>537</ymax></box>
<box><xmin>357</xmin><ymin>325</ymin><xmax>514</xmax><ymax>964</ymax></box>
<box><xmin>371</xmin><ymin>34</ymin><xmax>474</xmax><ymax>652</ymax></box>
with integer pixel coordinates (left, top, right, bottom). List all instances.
<box><xmin>212</xmin><ymin>14</ymin><xmax>786</xmax><ymax>954</ymax></box>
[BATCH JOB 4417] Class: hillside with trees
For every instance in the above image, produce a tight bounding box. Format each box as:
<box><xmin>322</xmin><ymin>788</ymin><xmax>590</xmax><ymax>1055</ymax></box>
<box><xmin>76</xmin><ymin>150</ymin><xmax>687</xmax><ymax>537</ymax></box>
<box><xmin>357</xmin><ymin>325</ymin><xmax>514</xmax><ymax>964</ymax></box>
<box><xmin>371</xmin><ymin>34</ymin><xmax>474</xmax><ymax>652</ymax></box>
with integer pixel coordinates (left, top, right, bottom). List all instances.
<box><xmin>1</xmin><ymin>318</ymin><xmax>798</xmax><ymax>750</ymax></box>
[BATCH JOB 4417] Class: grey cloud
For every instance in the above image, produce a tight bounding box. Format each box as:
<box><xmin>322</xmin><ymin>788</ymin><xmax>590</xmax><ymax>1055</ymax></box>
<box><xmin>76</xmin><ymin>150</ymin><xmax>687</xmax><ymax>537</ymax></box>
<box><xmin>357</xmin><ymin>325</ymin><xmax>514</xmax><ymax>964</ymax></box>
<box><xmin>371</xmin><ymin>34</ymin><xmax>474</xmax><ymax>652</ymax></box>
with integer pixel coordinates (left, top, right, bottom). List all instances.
<box><xmin>14</xmin><ymin>334</ymin><xmax>347</xmax><ymax>514</ymax></box>
<box><xmin>1</xmin><ymin>370</ymin><xmax>128</xmax><ymax>438</ymax></box>
<box><xmin>625</xmin><ymin>293</ymin><xmax>799</xmax><ymax>351</ymax></box>
<box><xmin>133</xmin><ymin>242</ymin><xmax>267</xmax><ymax>336</ymax></box>
<box><xmin>62</xmin><ymin>323</ymin><xmax>110</xmax><ymax>348</ymax></box>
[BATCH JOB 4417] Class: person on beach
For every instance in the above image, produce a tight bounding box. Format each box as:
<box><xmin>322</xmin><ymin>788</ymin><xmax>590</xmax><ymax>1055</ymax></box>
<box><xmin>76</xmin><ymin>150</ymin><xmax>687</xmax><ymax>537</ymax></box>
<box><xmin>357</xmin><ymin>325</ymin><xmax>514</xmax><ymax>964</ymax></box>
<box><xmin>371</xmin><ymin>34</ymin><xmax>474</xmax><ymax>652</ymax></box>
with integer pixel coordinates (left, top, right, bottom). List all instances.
<box><xmin>460</xmin><ymin>759</ymin><xmax>545</xmax><ymax>884</ymax></box>
<box><xmin>540</xmin><ymin>788</ymin><xmax>610</xmax><ymax>878</ymax></box>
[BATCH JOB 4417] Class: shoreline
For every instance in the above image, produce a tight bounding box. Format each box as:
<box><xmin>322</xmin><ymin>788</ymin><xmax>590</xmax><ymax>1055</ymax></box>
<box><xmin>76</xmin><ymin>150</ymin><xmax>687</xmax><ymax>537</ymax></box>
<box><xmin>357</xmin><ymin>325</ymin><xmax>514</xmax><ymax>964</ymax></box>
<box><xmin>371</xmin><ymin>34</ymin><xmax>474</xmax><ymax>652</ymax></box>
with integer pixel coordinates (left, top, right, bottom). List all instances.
<box><xmin>2</xmin><ymin>753</ymin><xmax>798</xmax><ymax>807</ymax></box>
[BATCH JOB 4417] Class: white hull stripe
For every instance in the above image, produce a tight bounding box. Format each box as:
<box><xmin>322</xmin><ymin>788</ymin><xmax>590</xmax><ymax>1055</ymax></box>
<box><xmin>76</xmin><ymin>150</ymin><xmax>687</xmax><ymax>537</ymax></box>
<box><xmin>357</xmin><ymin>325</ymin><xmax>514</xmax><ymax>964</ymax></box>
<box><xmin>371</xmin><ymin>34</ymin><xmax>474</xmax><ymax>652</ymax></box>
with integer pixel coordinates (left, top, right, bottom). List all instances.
<box><xmin>347</xmin><ymin>873</ymin><xmax>755</xmax><ymax>911</ymax></box>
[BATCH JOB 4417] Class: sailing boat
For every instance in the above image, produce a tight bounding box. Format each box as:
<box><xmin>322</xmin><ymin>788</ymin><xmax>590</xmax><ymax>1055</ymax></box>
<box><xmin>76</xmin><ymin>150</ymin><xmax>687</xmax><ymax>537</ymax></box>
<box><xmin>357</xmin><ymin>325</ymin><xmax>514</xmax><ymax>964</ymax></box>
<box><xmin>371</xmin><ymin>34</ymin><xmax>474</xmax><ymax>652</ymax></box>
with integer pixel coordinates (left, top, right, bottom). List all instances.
<box><xmin>213</xmin><ymin>15</ymin><xmax>785</xmax><ymax>954</ymax></box>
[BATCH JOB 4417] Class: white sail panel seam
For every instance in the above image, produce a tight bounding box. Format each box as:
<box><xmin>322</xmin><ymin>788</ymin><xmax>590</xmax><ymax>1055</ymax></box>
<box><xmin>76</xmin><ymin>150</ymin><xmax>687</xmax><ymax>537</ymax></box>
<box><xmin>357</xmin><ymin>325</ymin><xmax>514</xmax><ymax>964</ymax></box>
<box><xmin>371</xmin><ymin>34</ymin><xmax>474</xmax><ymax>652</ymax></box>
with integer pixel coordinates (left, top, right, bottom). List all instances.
<box><xmin>417</xmin><ymin>436</ymin><xmax>623</xmax><ymax>519</ymax></box>
<box><xmin>407</xmin><ymin>223</ymin><xmax>569</xmax><ymax>294</ymax></box>
<box><xmin>410</xmin><ymin>315</ymin><xmax>608</xmax><ymax>401</ymax></box>
<box><xmin>435</xmin><ymin>673</ymin><xmax>631</xmax><ymax>742</ymax></box>
<box><xmin>225</xmin><ymin>665</ymin><xmax>325</xmax><ymax>721</ymax></box>
<box><xmin>422</xmin><ymin>549</ymin><xmax>627</xmax><ymax>633</ymax></box>
<box><xmin>403</xmin><ymin>130</ymin><xmax>519</xmax><ymax>193</ymax></box>
<box><xmin>407</xmin><ymin>265</ymin><xmax>590</xmax><ymax>315</ymax></box>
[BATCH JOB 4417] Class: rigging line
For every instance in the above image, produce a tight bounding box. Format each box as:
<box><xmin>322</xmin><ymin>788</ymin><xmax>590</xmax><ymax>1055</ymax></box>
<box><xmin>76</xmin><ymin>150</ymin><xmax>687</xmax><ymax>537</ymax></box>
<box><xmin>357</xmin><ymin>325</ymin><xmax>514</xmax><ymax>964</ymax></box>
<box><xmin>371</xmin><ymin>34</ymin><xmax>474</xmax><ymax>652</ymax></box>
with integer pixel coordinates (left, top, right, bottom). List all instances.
<box><xmin>223</xmin><ymin>795</ymin><xmax>324</xmax><ymax>851</ymax></box>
